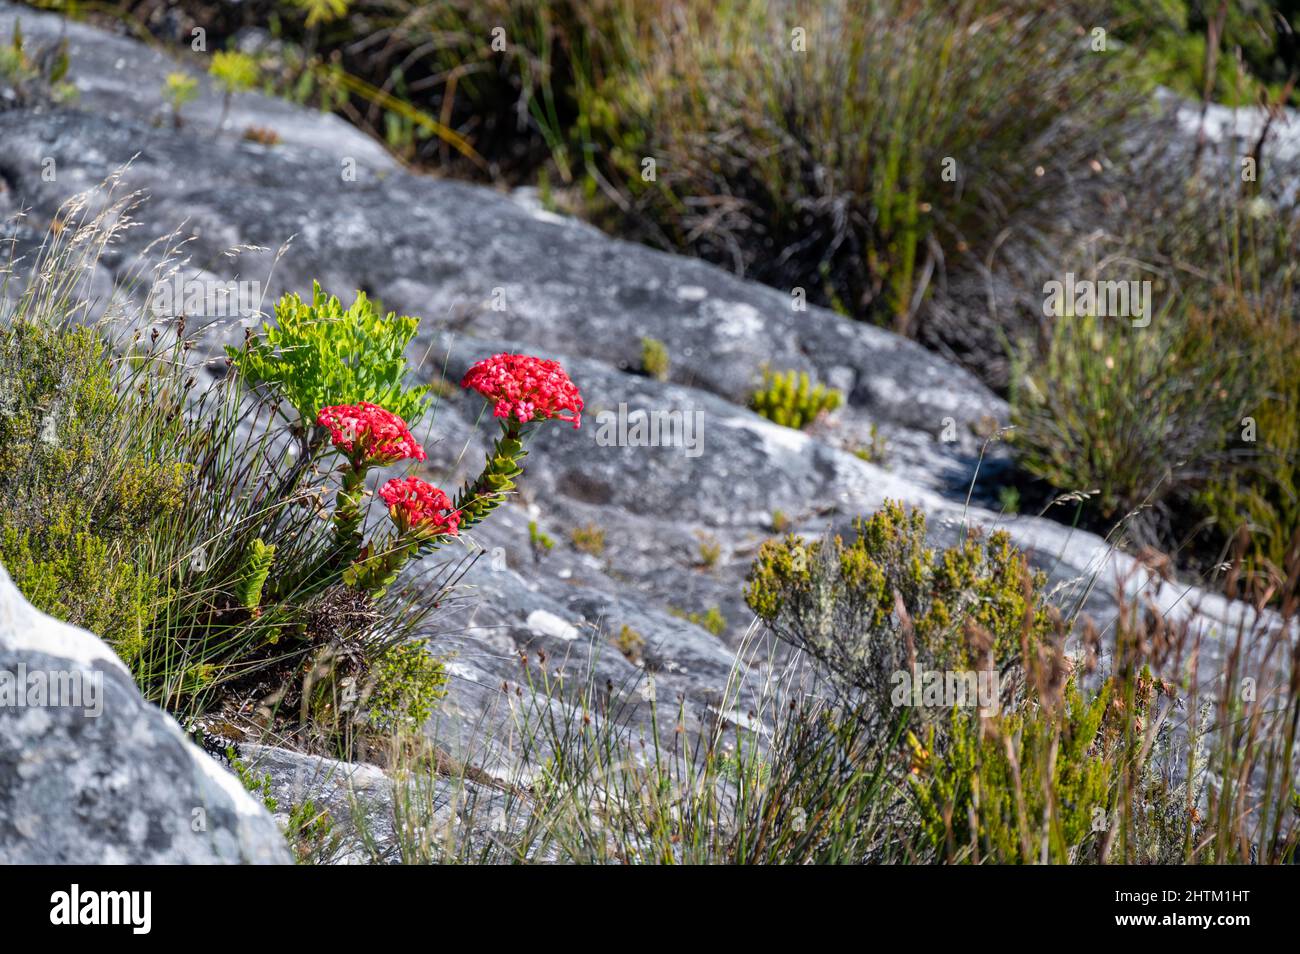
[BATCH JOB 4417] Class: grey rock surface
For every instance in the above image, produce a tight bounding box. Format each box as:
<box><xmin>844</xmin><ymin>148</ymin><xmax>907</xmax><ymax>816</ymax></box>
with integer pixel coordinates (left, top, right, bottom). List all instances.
<box><xmin>0</xmin><ymin>563</ymin><xmax>291</xmax><ymax>864</ymax></box>
<box><xmin>0</xmin><ymin>6</ymin><xmax>1281</xmax><ymax>819</ymax></box>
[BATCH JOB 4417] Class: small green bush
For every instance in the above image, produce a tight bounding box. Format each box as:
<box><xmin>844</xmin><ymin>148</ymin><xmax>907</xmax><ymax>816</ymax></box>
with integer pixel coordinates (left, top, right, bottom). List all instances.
<box><xmin>1010</xmin><ymin>306</ymin><xmax>1255</xmax><ymax>541</ymax></box>
<box><xmin>910</xmin><ymin>677</ymin><xmax>1117</xmax><ymax>863</ymax></box>
<box><xmin>750</xmin><ymin>368</ymin><xmax>841</xmax><ymax>430</ymax></box>
<box><xmin>678</xmin><ymin>605</ymin><xmax>725</xmax><ymax>638</ymax></box>
<box><xmin>0</xmin><ymin>320</ymin><xmax>187</xmax><ymax>657</ymax></box>
<box><xmin>528</xmin><ymin>520</ymin><xmax>554</xmax><ymax>558</ymax></box>
<box><xmin>0</xmin><ymin>20</ymin><xmax>74</xmax><ymax>104</ymax></box>
<box><xmin>1010</xmin><ymin>198</ymin><xmax>1297</xmax><ymax>580</ymax></box>
<box><xmin>366</xmin><ymin>640</ymin><xmax>449</xmax><ymax>730</ymax></box>
<box><xmin>614</xmin><ymin>624</ymin><xmax>644</xmax><ymax>662</ymax></box>
<box><xmin>745</xmin><ymin>501</ymin><xmax>1047</xmax><ymax>715</ymax></box>
<box><xmin>209</xmin><ymin>49</ymin><xmax>258</xmax><ymax>94</ymax></box>
<box><xmin>229</xmin><ymin>281</ymin><xmax>430</xmax><ymax>426</ymax></box>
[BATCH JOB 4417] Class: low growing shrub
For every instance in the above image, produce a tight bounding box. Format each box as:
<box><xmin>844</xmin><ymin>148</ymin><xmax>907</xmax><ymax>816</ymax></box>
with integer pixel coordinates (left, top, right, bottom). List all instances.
<box><xmin>749</xmin><ymin>368</ymin><xmax>841</xmax><ymax>430</ymax></box>
<box><xmin>745</xmin><ymin>501</ymin><xmax>1048</xmax><ymax>716</ymax></box>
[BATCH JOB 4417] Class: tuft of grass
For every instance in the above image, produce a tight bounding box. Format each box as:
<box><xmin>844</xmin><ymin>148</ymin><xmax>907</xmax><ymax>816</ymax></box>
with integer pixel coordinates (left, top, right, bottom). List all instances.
<box><xmin>694</xmin><ymin>531</ymin><xmax>721</xmax><ymax>569</ymax></box>
<box><xmin>1009</xmin><ymin>194</ymin><xmax>1297</xmax><ymax>579</ymax></box>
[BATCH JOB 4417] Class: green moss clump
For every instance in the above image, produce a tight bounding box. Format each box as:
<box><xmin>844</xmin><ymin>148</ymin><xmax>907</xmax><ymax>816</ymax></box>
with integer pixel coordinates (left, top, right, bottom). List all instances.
<box><xmin>749</xmin><ymin>368</ymin><xmax>842</xmax><ymax>430</ymax></box>
<box><xmin>640</xmin><ymin>336</ymin><xmax>670</xmax><ymax>381</ymax></box>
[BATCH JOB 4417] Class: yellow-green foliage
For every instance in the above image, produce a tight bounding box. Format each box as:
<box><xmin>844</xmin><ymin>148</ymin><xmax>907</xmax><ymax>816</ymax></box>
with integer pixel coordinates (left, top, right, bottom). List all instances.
<box><xmin>695</xmin><ymin>532</ymin><xmax>721</xmax><ymax>568</ymax></box>
<box><xmin>1197</xmin><ymin>304</ymin><xmax>1300</xmax><ymax>597</ymax></box>
<box><xmin>163</xmin><ymin>72</ymin><xmax>198</xmax><ymax>114</ymax></box>
<box><xmin>209</xmin><ymin>49</ymin><xmax>259</xmax><ymax>94</ymax></box>
<box><xmin>910</xmin><ymin>678</ymin><xmax>1115</xmax><ymax>863</ymax></box>
<box><xmin>230</xmin><ymin>282</ymin><xmax>429</xmax><ymax>425</ymax></box>
<box><xmin>614</xmin><ymin>624</ymin><xmax>645</xmax><ymax>662</ymax></box>
<box><xmin>0</xmin><ymin>20</ymin><xmax>74</xmax><ymax>102</ymax></box>
<box><xmin>745</xmin><ymin>501</ymin><xmax>1047</xmax><ymax>710</ymax></box>
<box><xmin>851</xmin><ymin>423</ymin><xmax>887</xmax><ymax>464</ymax></box>
<box><xmin>750</xmin><ymin>368</ymin><xmax>842</xmax><ymax>430</ymax></box>
<box><xmin>234</xmin><ymin>538</ymin><xmax>276</xmax><ymax>611</ymax></box>
<box><xmin>291</xmin><ymin>0</ymin><xmax>351</xmax><ymax>29</ymax></box>
<box><xmin>528</xmin><ymin>520</ymin><xmax>554</xmax><ymax>556</ymax></box>
<box><xmin>367</xmin><ymin>640</ymin><xmax>448</xmax><ymax>730</ymax></box>
<box><xmin>682</xmin><ymin>605</ymin><xmax>725</xmax><ymax>638</ymax></box>
<box><xmin>0</xmin><ymin>321</ymin><xmax>187</xmax><ymax>656</ymax></box>
<box><xmin>640</xmin><ymin>336</ymin><xmax>669</xmax><ymax>381</ymax></box>
<box><xmin>2</xmin><ymin>522</ymin><xmax>159</xmax><ymax>663</ymax></box>
<box><xmin>570</xmin><ymin>523</ymin><xmax>605</xmax><ymax>556</ymax></box>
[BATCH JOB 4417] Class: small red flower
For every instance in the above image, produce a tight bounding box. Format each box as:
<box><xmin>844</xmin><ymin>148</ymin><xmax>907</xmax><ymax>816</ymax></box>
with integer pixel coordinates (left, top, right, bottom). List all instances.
<box><xmin>460</xmin><ymin>353</ymin><xmax>583</xmax><ymax>428</ymax></box>
<box><xmin>317</xmin><ymin>402</ymin><xmax>426</xmax><ymax>466</ymax></box>
<box><xmin>379</xmin><ymin>476</ymin><xmax>460</xmax><ymax>537</ymax></box>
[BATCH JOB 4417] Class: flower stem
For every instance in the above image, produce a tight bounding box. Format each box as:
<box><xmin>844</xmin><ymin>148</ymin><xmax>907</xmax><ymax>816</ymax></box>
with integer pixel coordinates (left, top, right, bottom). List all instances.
<box><xmin>453</xmin><ymin>419</ymin><xmax>527</xmax><ymax>532</ymax></box>
<box><xmin>333</xmin><ymin>464</ymin><xmax>367</xmax><ymax>556</ymax></box>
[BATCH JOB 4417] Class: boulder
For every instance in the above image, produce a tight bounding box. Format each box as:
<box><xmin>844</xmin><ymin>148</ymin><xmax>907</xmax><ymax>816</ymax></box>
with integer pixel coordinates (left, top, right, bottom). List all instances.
<box><xmin>0</xmin><ymin>563</ymin><xmax>291</xmax><ymax>864</ymax></box>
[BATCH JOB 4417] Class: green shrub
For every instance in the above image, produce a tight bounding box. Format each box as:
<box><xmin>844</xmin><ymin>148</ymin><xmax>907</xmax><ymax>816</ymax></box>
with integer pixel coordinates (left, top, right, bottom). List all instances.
<box><xmin>209</xmin><ymin>49</ymin><xmax>258</xmax><ymax>94</ymax></box>
<box><xmin>695</xmin><ymin>531</ymin><xmax>721</xmax><ymax>569</ymax></box>
<box><xmin>910</xmin><ymin>677</ymin><xmax>1117</xmax><ymax>863</ymax></box>
<box><xmin>0</xmin><ymin>320</ymin><xmax>187</xmax><ymax>657</ymax></box>
<box><xmin>0</xmin><ymin>19</ymin><xmax>74</xmax><ymax>104</ymax></box>
<box><xmin>366</xmin><ymin>640</ymin><xmax>448</xmax><ymax>730</ymax></box>
<box><xmin>528</xmin><ymin>519</ymin><xmax>554</xmax><ymax>558</ymax></box>
<box><xmin>851</xmin><ymin>424</ymin><xmax>887</xmax><ymax>465</ymax></box>
<box><xmin>1193</xmin><ymin>232</ymin><xmax>1300</xmax><ymax>597</ymax></box>
<box><xmin>745</xmin><ymin>501</ymin><xmax>1047</xmax><ymax>715</ymax></box>
<box><xmin>749</xmin><ymin>368</ymin><xmax>841</xmax><ymax>430</ymax></box>
<box><xmin>1011</xmin><ymin>305</ymin><xmax>1256</xmax><ymax>539</ymax></box>
<box><xmin>229</xmin><ymin>281</ymin><xmax>430</xmax><ymax>427</ymax></box>
<box><xmin>678</xmin><ymin>604</ymin><xmax>725</xmax><ymax>638</ymax></box>
<box><xmin>1010</xmin><ymin>198</ymin><xmax>1296</xmax><ymax>571</ymax></box>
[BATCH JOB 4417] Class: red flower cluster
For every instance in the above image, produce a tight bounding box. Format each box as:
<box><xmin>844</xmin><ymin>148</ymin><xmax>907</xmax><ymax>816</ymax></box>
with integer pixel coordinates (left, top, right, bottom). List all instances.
<box><xmin>317</xmin><ymin>402</ymin><xmax>426</xmax><ymax>466</ymax></box>
<box><xmin>461</xmin><ymin>353</ymin><xmax>583</xmax><ymax>428</ymax></box>
<box><xmin>379</xmin><ymin>476</ymin><xmax>460</xmax><ymax>537</ymax></box>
